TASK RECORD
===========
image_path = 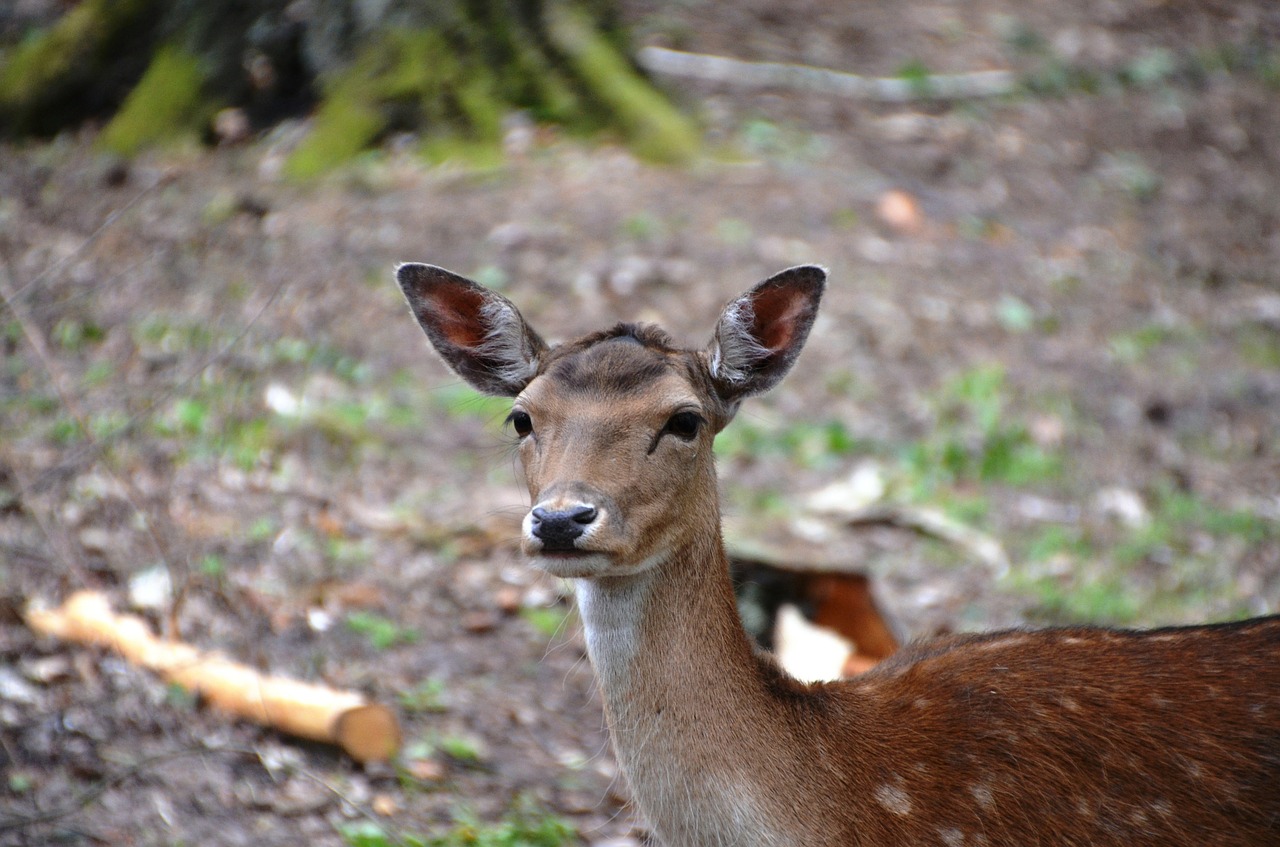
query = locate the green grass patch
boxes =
[346,610,419,650]
[399,677,449,714]
[520,606,567,639]
[1020,574,1142,624]
[429,383,514,425]
[715,417,865,470]
[896,365,1063,497]
[1238,325,1280,369]
[1116,486,1276,566]
[340,795,576,847]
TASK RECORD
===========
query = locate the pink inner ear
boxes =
[751,285,808,351]
[432,284,489,349]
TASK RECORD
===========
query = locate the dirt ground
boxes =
[2,2,1279,845]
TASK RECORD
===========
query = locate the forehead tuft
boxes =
[543,323,686,397]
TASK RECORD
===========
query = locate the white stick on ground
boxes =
[638,45,1017,102]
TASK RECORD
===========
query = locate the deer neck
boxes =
[574,517,813,846]
[575,529,756,698]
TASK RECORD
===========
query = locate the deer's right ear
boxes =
[396,263,547,396]
[707,265,826,408]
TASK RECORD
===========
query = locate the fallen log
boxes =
[25,590,400,763]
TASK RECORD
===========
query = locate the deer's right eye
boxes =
[508,410,533,437]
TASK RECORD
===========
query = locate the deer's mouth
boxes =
[528,550,611,578]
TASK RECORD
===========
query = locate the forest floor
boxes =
[2,1,1279,845]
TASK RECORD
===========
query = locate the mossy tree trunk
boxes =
[0,0,697,172]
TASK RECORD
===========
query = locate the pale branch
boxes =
[26,591,402,762]
[638,45,1017,102]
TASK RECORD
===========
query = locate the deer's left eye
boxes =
[508,410,533,437]
[663,411,704,441]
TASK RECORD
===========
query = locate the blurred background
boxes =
[2,1,1278,844]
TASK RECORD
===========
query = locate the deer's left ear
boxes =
[707,265,826,406]
[396,263,548,396]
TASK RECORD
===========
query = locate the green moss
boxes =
[99,44,208,155]
[284,27,504,181]
[420,134,506,170]
[0,0,157,134]
[546,5,698,164]
[283,84,385,181]
[283,8,697,178]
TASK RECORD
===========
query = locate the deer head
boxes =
[396,263,825,580]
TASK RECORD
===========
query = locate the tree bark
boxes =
[0,0,697,170]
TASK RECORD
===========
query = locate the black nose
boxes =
[530,504,597,551]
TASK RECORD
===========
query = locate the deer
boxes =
[396,261,1280,847]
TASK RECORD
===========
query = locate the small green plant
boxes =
[1022,574,1141,625]
[340,821,427,847]
[198,554,226,579]
[82,361,114,387]
[346,610,419,650]
[399,677,449,713]
[995,295,1036,333]
[1116,486,1276,567]
[715,417,863,469]
[430,383,514,424]
[8,772,34,794]
[438,734,485,764]
[472,265,509,291]
[1099,152,1161,202]
[898,365,1063,496]
[621,211,664,241]
[165,682,199,710]
[52,317,105,351]
[1237,325,1280,369]
[896,59,934,98]
[714,217,753,247]
[520,606,566,639]
[1122,47,1177,88]
[340,796,576,847]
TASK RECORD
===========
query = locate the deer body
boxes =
[398,262,1280,847]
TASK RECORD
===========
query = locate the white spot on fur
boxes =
[1059,696,1080,712]
[939,828,965,847]
[977,636,1029,651]
[874,780,912,817]
[969,782,995,810]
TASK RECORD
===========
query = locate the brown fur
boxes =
[398,262,1280,847]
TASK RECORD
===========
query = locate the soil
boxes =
[2,2,1278,845]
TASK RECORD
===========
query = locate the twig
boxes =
[0,745,258,835]
[0,168,174,308]
[0,243,188,632]
[839,504,1010,578]
[638,45,1016,102]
